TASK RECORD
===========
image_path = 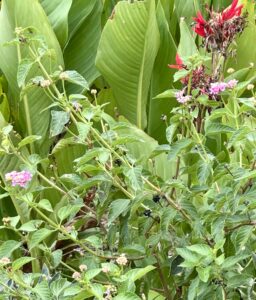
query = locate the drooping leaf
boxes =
[96,0,160,129]
[64,0,102,87]
[40,0,72,47]
[148,2,177,143]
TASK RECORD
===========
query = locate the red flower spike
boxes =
[222,0,243,21]
[168,54,183,70]
[193,11,208,37]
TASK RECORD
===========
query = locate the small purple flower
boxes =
[227,79,238,89]
[209,82,228,95]
[5,170,32,188]
[175,90,191,104]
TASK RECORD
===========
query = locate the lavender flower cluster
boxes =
[209,79,238,95]
[5,170,32,188]
[175,90,192,104]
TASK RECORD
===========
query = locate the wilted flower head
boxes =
[193,0,246,53]
[102,266,110,273]
[79,264,87,272]
[5,170,32,188]
[59,71,69,80]
[40,79,52,88]
[116,253,128,266]
[72,271,81,280]
[0,257,11,265]
[247,84,254,91]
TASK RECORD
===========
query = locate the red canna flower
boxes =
[168,54,184,70]
[221,0,243,22]
[193,11,210,37]
[193,0,246,54]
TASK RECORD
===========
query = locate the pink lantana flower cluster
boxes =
[5,170,32,188]
[210,79,238,95]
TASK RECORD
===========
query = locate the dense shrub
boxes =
[0,0,256,299]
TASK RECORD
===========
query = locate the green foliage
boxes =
[0,0,256,299]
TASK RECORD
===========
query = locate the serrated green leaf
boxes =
[0,240,21,258]
[176,248,201,265]
[108,199,130,226]
[85,269,102,281]
[89,283,104,299]
[29,228,54,249]
[76,122,91,140]
[17,59,34,87]
[188,277,200,300]
[123,166,143,192]
[205,122,235,136]
[12,257,35,271]
[221,254,249,269]
[38,199,53,212]
[58,204,83,222]
[168,138,193,160]
[64,70,89,90]
[19,220,43,232]
[125,265,156,282]
[50,110,70,137]
[196,266,211,283]
[33,280,52,300]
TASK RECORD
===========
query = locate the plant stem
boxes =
[16,36,34,154]
[155,254,172,300]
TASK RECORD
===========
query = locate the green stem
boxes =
[16,36,34,154]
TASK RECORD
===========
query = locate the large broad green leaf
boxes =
[96,0,160,129]
[175,0,198,26]
[64,0,102,88]
[40,0,72,48]
[0,0,63,154]
[148,2,177,143]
